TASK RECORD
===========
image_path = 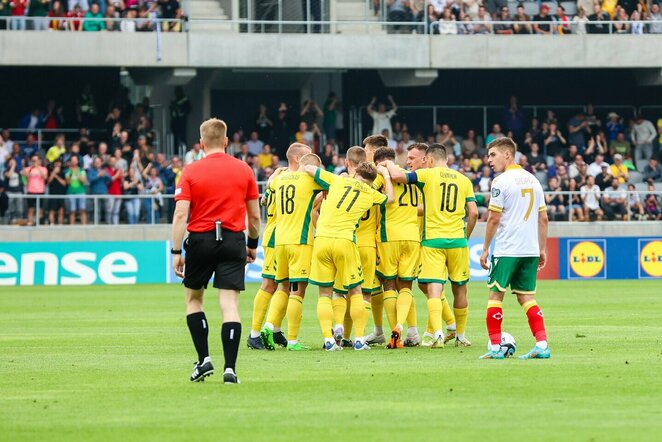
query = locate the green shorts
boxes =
[487,256,539,295]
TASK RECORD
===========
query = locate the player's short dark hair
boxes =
[355,162,378,182]
[362,135,388,149]
[426,144,448,161]
[346,146,366,166]
[487,137,517,156]
[407,142,428,153]
[373,147,396,163]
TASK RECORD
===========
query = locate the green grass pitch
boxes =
[1,280,661,441]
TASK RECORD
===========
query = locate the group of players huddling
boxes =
[246,135,551,360]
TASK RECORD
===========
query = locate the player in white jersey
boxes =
[479,137,551,360]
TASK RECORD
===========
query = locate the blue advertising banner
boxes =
[0,242,168,286]
[559,237,662,280]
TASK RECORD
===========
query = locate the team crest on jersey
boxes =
[491,188,501,198]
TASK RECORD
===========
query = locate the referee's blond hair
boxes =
[199,118,228,149]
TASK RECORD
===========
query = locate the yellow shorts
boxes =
[275,244,313,283]
[376,240,421,281]
[262,246,276,280]
[333,246,379,294]
[418,246,470,285]
[310,237,363,290]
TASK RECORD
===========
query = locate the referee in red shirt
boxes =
[172,118,261,384]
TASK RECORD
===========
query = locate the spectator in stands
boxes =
[295,121,317,147]
[255,104,273,143]
[460,157,476,181]
[567,178,585,220]
[627,182,645,219]
[567,113,589,151]
[630,10,645,34]
[257,144,273,171]
[21,133,40,159]
[556,164,571,190]
[246,131,264,156]
[439,7,458,34]
[461,129,479,157]
[504,96,524,143]
[613,7,631,33]
[436,124,459,152]
[142,164,163,223]
[544,122,567,160]
[473,5,492,34]
[650,3,662,33]
[46,134,66,165]
[3,158,23,222]
[569,155,587,180]
[573,7,589,34]
[234,143,254,165]
[458,14,474,34]
[643,157,662,182]
[477,165,492,192]
[609,132,632,159]
[386,0,414,33]
[519,155,534,174]
[323,93,338,141]
[545,176,566,220]
[564,144,579,164]
[401,130,413,149]
[47,159,67,225]
[48,1,66,30]
[104,4,120,31]
[485,123,504,145]
[121,7,137,32]
[555,5,571,34]
[588,3,610,33]
[529,142,547,172]
[66,155,88,225]
[28,0,49,30]
[611,154,629,184]
[169,86,190,149]
[123,166,143,224]
[113,148,128,174]
[583,134,606,164]
[588,153,606,177]
[367,96,398,139]
[644,183,662,219]
[603,177,627,220]
[606,112,623,141]
[513,4,532,34]
[272,103,291,157]
[88,156,110,196]
[159,0,181,32]
[83,2,105,31]
[21,154,47,225]
[533,3,553,34]
[9,0,27,31]
[105,157,123,224]
[580,175,603,220]
[300,99,323,129]
[631,114,656,163]
[596,162,613,190]
[184,142,204,165]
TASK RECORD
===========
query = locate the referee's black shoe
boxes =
[273,331,288,348]
[190,359,214,382]
[223,368,240,384]
[247,335,266,350]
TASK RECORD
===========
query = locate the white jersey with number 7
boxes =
[488,166,546,258]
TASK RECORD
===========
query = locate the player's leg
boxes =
[248,277,276,350]
[512,257,550,359]
[398,241,420,347]
[418,246,449,348]
[285,245,312,350]
[261,281,290,349]
[318,286,342,351]
[447,247,471,346]
[376,242,398,342]
[361,246,384,345]
[480,255,516,360]
[340,242,369,350]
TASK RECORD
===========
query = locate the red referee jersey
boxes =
[175,152,259,232]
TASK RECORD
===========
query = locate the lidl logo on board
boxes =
[568,240,606,279]
[639,239,662,279]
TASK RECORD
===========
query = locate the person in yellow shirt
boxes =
[257,144,273,170]
[303,162,394,351]
[372,146,421,349]
[385,144,478,348]
[610,154,629,184]
[249,143,311,351]
[45,134,66,164]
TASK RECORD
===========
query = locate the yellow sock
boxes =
[406,296,418,327]
[350,294,368,338]
[427,298,442,335]
[251,289,272,332]
[286,295,304,341]
[454,307,468,336]
[396,288,413,326]
[332,297,347,328]
[266,289,289,328]
[426,315,433,335]
[371,292,384,328]
[442,296,456,329]
[343,306,353,339]
[317,297,334,339]
[383,289,398,330]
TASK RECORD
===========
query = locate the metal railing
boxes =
[2,189,660,226]
[4,128,109,150]
[0,16,185,32]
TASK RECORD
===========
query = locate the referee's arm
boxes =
[171,200,190,278]
[246,199,261,263]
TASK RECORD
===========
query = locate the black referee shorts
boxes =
[183,230,247,291]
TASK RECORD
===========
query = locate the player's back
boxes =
[489,166,546,257]
[355,173,384,247]
[272,171,322,246]
[262,188,277,248]
[316,176,387,243]
[415,167,475,247]
[378,167,420,242]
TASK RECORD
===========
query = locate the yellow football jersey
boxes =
[272,171,324,246]
[314,169,387,243]
[262,188,277,248]
[407,167,476,248]
[355,172,384,247]
[377,167,420,242]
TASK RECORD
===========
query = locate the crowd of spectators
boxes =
[2,90,662,225]
[386,0,662,35]
[0,0,182,31]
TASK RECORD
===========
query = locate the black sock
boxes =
[186,312,209,364]
[221,322,242,371]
